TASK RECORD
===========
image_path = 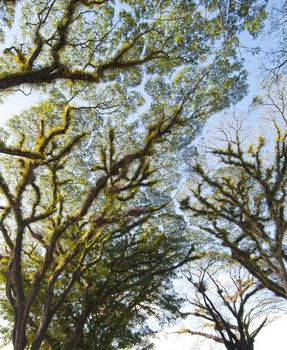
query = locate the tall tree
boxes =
[180,77,287,300]
[0,90,195,350]
[0,67,248,349]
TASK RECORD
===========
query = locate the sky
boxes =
[153,315,287,350]
[0,1,286,350]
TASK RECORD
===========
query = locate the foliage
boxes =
[0,0,16,43]
[0,89,203,349]
[0,1,269,350]
[0,0,266,93]
[180,77,287,300]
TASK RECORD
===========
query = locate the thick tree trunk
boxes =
[63,306,92,350]
[13,323,27,350]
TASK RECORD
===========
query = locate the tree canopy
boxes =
[0,0,266,93]
[0,1,270,350]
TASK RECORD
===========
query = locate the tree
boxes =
[0,1,269,349]
[179,260,278,350]
[0,90,199,350]
[0,0,266,93]
[180,77,287,300]
[0,66,253,349]
[264,0,287,73]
